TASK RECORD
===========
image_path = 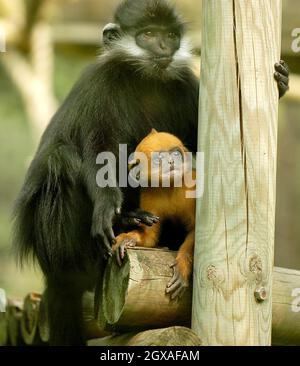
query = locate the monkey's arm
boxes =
[113,223,161,266]
[166,229,195,300]
[82,132,123,257]
[275,60,289,98]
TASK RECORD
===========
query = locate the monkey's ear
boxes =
[150,129,158,134]
[102,23,122,47]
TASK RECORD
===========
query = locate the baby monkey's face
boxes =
[149,146,187,182]
[129,130,192,187]
[135,145,191,187]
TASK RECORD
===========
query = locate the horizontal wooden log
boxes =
[0,313,8,346]
[7,299,24,346]
[96,248,192,333]
[21,293,43,345]
[96,248,300,345]
[88,326,202,346]
[272,267,300,345]
[38,291,110,344]
[0,289,8,346]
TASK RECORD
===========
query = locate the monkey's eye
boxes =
[152,153,160,165]
[172,150,182,158]
[144,31,155,38]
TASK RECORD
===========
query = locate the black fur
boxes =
[13,0,199,346]
[13,0,288,346]
[115,0,184,33]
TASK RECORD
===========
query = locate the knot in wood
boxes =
[254,287,267,302]
[249,255,262,274]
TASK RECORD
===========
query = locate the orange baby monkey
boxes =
[113,129,196,299]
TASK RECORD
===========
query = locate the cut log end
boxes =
[97,248,192,332]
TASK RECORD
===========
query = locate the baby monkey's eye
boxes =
[172,150,182,158]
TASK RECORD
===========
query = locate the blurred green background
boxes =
[0,0,299,298]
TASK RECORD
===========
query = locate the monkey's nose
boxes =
[169,159,175,169]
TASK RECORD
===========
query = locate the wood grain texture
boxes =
[7,299,24,346]
[20,292,42,345]
[192,0,282,345]
[37,291,109,343]
[88,327,202,346]
[96,247,299,344]
[96,248,192,332]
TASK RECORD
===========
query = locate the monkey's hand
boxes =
[91,188,123,259]
[117,209,160,228]
[274,60,289,99]
[112,234,137,266]
[166,259,191,300]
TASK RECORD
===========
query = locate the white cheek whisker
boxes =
[99,34,194,81]
[173,37,193,63]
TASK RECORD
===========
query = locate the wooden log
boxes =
[21,292,42,345]
[96,248,300,345]
[88,327,202,347]
[82,291,111,340]
[0,313,8,346]
[7,299,24,346]
[0,289,8,346]
[37,295,49,344]
[287,73,300,103]
[38,291,110,343]
[96,248,192,333]
[192,0,282,345]
[272,267,300,345]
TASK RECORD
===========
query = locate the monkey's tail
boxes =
[12,144,85,273]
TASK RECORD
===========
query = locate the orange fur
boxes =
[115,130,196,288]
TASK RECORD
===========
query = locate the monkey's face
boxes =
[149,147,189,185]
[130,131,192,187]
[134,25,180,68]
[102,26,192,80]
[102,0,192,79]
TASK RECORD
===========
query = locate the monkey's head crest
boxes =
[115,0,184,34]
[101,0,193,81]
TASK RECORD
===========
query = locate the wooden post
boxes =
[95,248,300,345]
[192,0,282,345]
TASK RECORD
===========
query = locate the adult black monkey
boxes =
[13,0,289,346]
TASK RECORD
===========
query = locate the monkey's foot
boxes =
[165,262,189,300]
[113,235,137,266]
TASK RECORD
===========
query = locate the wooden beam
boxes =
[192,0,282,345]
[20,293,42,345]
[272,267,300,345]
[96,248,192,333]
[95,248,300,345]
[88,327,202,347]
[287,73,300,102]
[37,291,110,344]
[7,299,24,346]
